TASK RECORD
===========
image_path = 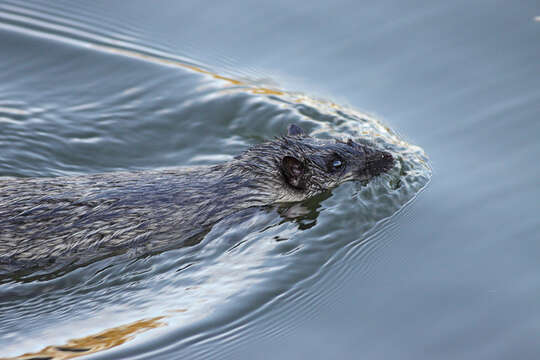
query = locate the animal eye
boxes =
[328,156,345,172]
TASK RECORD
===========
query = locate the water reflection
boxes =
[10,316,166,360]
[0,1,431,359]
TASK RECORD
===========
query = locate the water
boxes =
[0,0,539,359]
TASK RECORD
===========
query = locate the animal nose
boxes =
[365,149,395,175]
[379,151,394,169]
[381,151,394,165]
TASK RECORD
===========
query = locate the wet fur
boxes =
[0,125,393,272]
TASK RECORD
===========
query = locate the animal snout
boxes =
[366,149,395,175]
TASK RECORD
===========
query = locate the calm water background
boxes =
[0,0,539,359]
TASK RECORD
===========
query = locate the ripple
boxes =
[0,5,430,359]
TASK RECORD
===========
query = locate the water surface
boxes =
[0,0,539,359]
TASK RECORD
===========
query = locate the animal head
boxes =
[235,124,395,202]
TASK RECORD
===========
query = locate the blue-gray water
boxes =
[0,1,539,359]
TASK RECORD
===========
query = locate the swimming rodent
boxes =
[0,124,394,273]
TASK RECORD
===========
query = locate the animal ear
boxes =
[287,124,306,137]
[281,156,306,189]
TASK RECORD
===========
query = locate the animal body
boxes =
[0,124,394,273]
